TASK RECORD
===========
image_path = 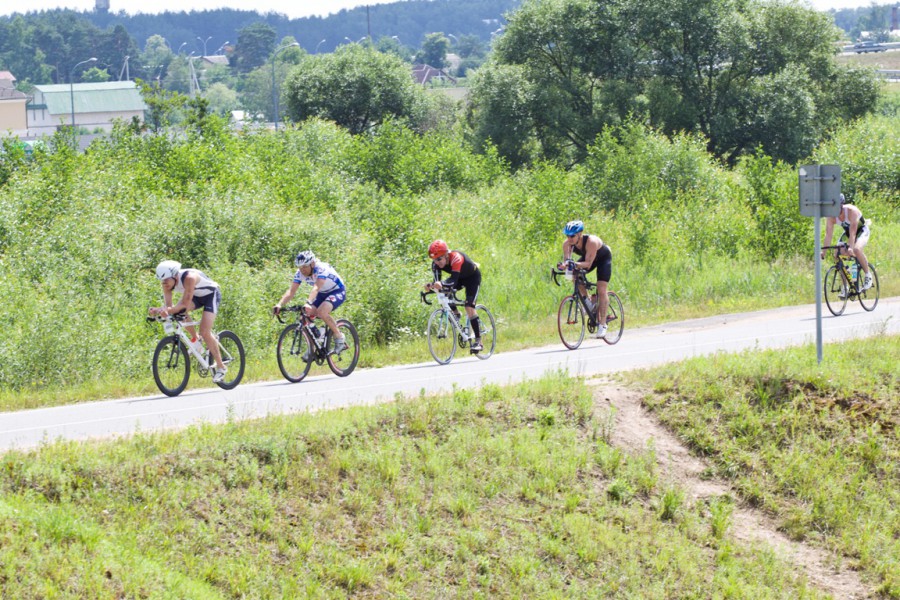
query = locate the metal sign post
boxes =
[798,165,841,363]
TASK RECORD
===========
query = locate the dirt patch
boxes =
[587,378,872,599]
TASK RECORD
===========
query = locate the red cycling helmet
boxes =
[428,240,449,259]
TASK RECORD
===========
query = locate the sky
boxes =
[0,0,888,19]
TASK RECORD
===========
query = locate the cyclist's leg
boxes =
[594,246,613,327]
[313,290,346,340]
[463,272,482,343]
[853,227,871,277]
[199,292,224,370]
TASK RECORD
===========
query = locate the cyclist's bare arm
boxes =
[274,281,302,314]
[166,271,198,315]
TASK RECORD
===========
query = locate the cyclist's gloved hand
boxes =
[272,305,281,316]
[566,259,576,270]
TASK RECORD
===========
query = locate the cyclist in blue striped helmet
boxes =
[273,250,349,354]
[557,220,613,339]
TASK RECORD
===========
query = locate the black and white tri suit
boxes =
[174,269,221,314]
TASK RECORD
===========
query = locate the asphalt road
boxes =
[1,297,897,452]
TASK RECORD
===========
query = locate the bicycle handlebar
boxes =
[420,288,462,306]
[146,312,187,323]
[821,242,850,251]
[274,304,305,325]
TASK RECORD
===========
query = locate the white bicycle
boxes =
[420,289,496,364]
[148,313,245,396]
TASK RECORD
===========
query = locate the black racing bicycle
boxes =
[822,242,879,316]
[551,267,624,349]
[274,306,360,382]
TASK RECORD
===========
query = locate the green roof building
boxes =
[27,81,147,135]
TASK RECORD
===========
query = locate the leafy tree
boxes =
[283,45,422,134]
[204,82,238,116]
[136,78,189,132]
[456,34,487,59]
[416,32,450,68]
[375,35,412,62]
[466,62,537,169]
[477,0,880,165]
[81,66,110,83]
[236,39,302,122]
[233,22,276,73]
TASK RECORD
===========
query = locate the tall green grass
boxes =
[0,373,826,598]
[628,334,900,597]
[0,114,896,408]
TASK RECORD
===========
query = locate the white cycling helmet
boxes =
[294,250,316,268]
[155,260,181,280]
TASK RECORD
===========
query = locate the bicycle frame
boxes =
[552,268,598,327]
[823,244,861,297]
[276,306,334,361]
[422,290,475,346]
[155,315,215,371]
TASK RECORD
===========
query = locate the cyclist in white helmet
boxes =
[557,220,613,339]
[273,250,349,353]
[149,260,228,382]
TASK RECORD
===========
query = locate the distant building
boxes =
[201,55,229,67]
[26,81,147,136]
[0,71,28,137]
[411,64,457,86]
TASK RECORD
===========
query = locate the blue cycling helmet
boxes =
[563,220,584,236]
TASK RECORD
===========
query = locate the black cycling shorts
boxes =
[587,245,612,283]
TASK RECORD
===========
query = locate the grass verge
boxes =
[626,334,900,598]
[0,372,825,598]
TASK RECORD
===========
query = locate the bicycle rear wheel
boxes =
[427,308,457,365]
[214,331,245,390]
[823,265,848,316]
[152,335,190,397]
[558,295,586,350]
[858,264,879,312]
[326,319,360,377]
[277,324,314,383]
[473,305,496,359]
[603,292,625,345]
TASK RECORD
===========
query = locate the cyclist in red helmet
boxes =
[425,240,484,352]
[557,220,612,339]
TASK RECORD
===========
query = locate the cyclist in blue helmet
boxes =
[557,220,613,339]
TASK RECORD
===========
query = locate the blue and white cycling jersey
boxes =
[292,262,346,294]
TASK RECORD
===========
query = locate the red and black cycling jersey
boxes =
[432,250,479,289]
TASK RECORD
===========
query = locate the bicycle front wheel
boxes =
[215,330,245,390]
[603,292,625,345]
[823,265,848,317]
[858,264,879,312]
[327,319,360,377]
[152,335,190,397]
[473,305,496,359]
[277,324,313,383]
[427,308,457,365]
[558,295,586,350]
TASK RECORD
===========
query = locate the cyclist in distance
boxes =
[557,220,612,338]
[273,251,348,353]
[149,260,228,382]
[425,239,484,352]
[822,193,874,291]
